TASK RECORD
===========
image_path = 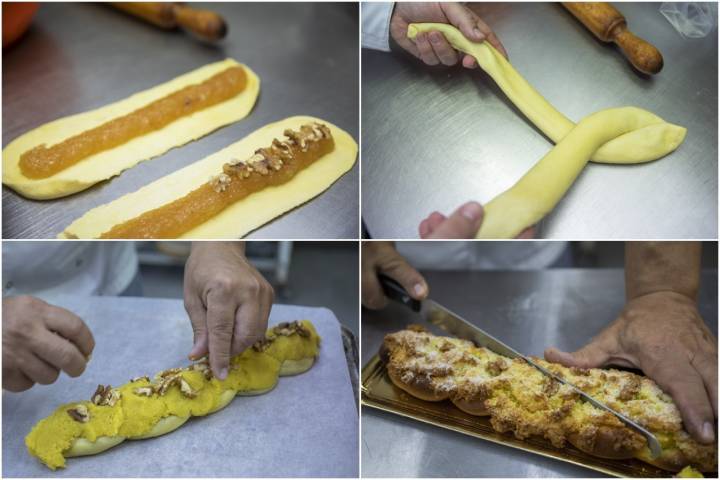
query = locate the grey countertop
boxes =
[361,2,717,239]
[361,268,718,477]
[2,2,359,239]
[3,296,358,477]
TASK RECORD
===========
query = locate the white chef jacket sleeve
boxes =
[362,2,395,51]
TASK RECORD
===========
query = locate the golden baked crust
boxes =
[381,326,717,472]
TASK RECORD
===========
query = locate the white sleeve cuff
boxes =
[361,2,394,51]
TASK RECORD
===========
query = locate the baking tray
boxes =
[361,354,705,478]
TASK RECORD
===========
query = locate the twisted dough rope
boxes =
[407,24,687,238]
[25,320,320,470]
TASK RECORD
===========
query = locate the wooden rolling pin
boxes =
[562,2,663,74]
[110,2,227,42]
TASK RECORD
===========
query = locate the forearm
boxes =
[625,241,701,300]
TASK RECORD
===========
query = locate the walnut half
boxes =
[91,384,120,407]
[67,404,90,423]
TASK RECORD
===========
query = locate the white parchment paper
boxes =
[2,295,358,477]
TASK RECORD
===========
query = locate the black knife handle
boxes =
[378,274,421,312]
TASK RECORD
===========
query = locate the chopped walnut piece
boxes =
[130,375,150,383]
[486,359,508,376]
[252,337,273,352]
[67,404,90,423]
[618,376,641,401]
[134,387,154,397]
[179,378,197,398]
[209,173,232,192]
[91,384,120,407]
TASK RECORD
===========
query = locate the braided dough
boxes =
[382,326,717,472]
[25,321,320,470]
[2,59,260,200]
[407,24,687,238]
[59,116,358,239]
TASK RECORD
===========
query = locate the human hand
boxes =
[362,241,428,309]
[545,291,718,444]
[2,296,94,392]
[390,2,507,67]
[419,201,535,239]
[184,242,273,379]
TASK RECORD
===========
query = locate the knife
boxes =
[378,274,662,458]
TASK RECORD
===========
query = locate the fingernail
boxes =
[473,28,484,40]
[218,368,228,380]
[413,283,426,297]
[430,32,441,44]
[460,202,483,222]
[702,422,715,442]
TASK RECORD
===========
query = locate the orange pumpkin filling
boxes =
[99,123,335,239]
[19,66,247,179]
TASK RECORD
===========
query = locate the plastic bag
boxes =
[659,2,716,38]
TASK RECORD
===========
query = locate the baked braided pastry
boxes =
[26,320,320,470]
[381,326,717,472]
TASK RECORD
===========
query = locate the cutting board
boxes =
[2,295,358,477]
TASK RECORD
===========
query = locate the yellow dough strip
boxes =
[407,23,686,164]
[478,106,678,238]
[407,23,686,238]
[59,116,358,239]
[25,321,321,470]
[2,59,260,200]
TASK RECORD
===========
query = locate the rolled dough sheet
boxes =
[60,116,358,239]
[407,23,686,164]
[2,59,260,200]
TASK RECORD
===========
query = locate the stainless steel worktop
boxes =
[361,2,717,239]
[2,2,359,239]
[361,269,718,477]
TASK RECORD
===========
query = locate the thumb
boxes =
[441,3,485,42]
[544,341,612,369]
[426,202,484,239]
[381,258,428,301]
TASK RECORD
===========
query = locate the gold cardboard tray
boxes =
[361,354,692,478]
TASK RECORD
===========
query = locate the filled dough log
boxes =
[3,59,260,200]
[59,116,357,239]
[25,321,320,470]
[406,24,686,239]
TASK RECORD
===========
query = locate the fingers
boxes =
[33,329,87,378]
[232,295,271,358]
[381,257,428,301]
[205,289,236,380]
[419,212,446,237]
[184,295,209,360]
[474,16,508,59]
[2,367,34,392]
[544,341,612,369]
[361,265,388,310]
[441,3,486,43]
[693,352,718,418]
[645,356,716,444]
[516,226,536,239]
[428,31,458,66]
[20,352,60,385]
[462,55,478,69]
[42,306,94,358]
[414,32,440,66]
[424,202,484,239]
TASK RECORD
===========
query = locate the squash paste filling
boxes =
[19,66,247,179]
[98,122,334,239]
